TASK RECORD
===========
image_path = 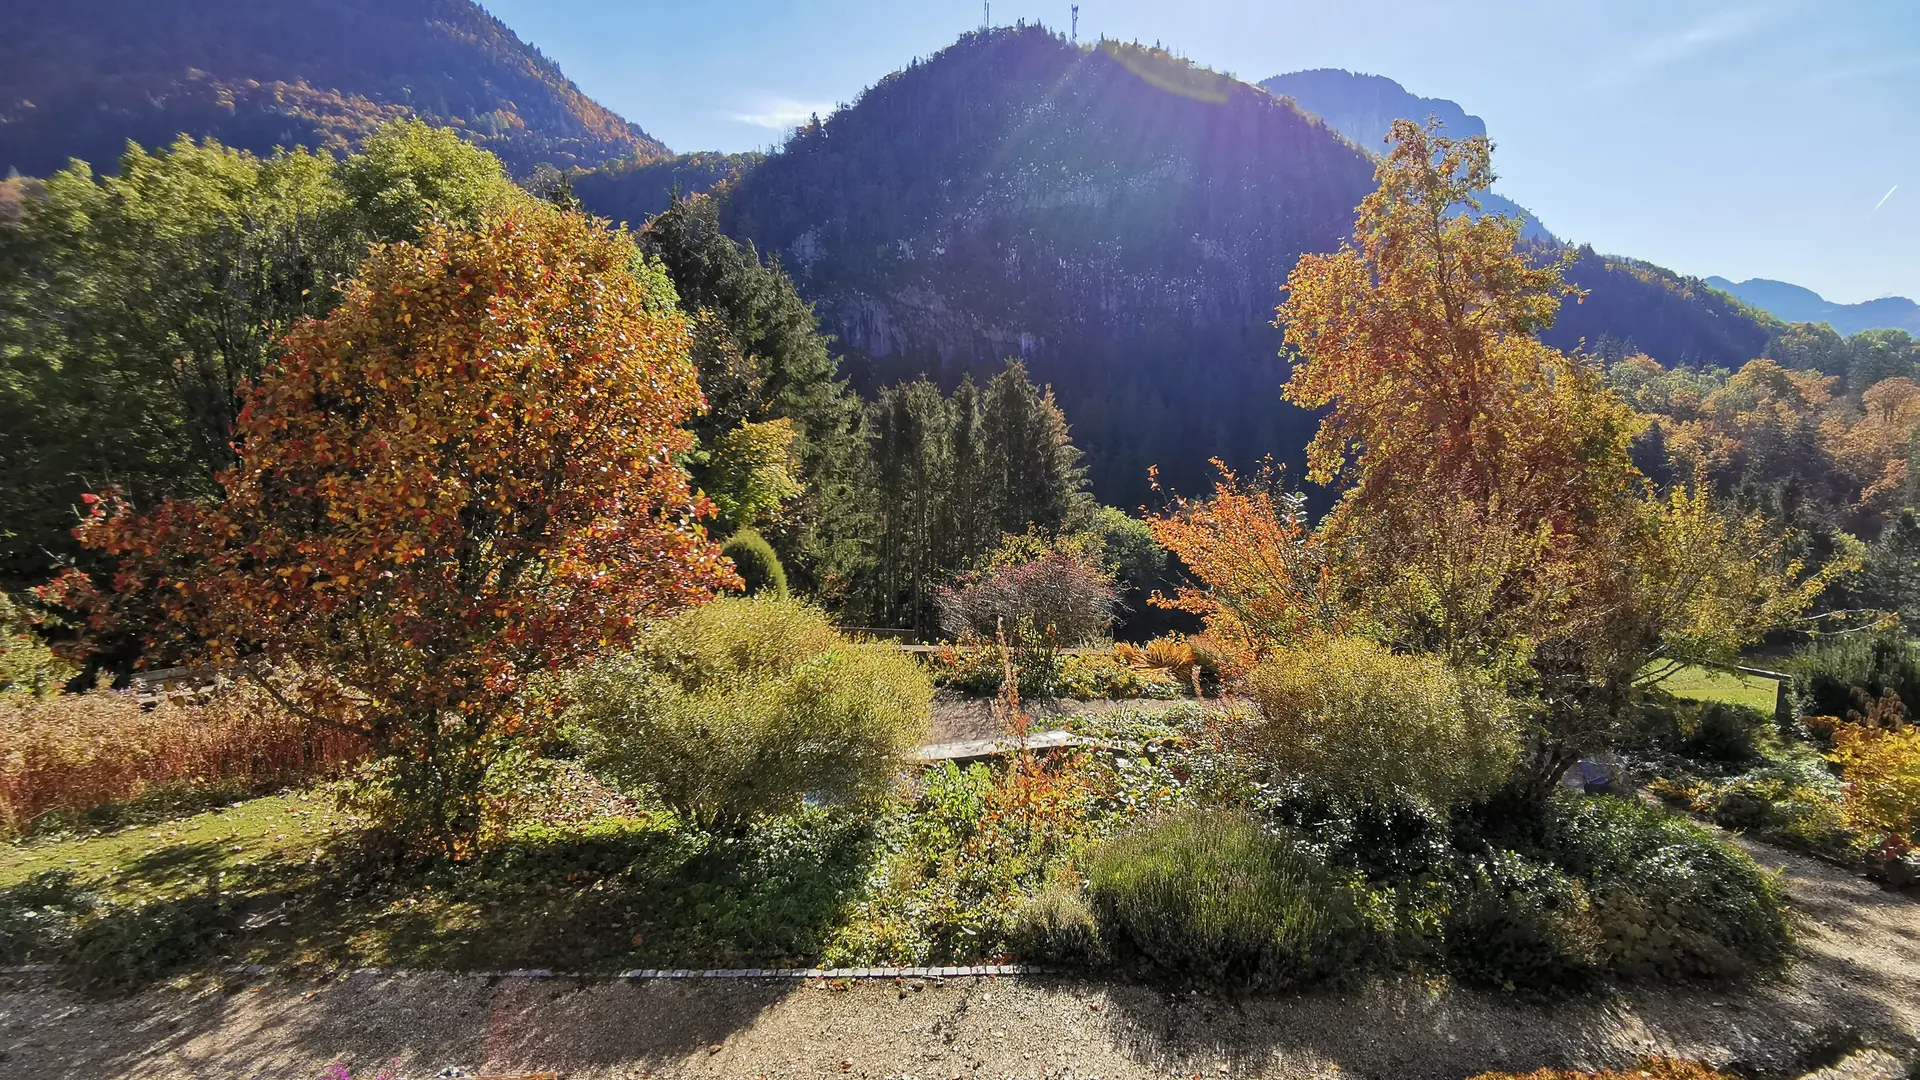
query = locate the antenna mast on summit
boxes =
[982,2,990,29]
[1071,4,1080,43]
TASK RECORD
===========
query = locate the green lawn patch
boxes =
[0,786,877,983]
[1651,665,1780,713]
[0,792,343,898]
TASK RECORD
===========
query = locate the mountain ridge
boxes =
[720,29,1379,507]
[0,0,665,177]
[1704,276,1920,336]
[699,28,1775,509]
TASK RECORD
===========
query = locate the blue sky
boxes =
[484,0,1918,305]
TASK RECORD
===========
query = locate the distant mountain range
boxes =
[1704,277,1920,337]
[0,0,665,177]
[1260,69,1553,242]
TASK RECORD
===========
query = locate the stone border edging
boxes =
[1,962,1043,980]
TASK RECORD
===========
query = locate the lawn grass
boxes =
[0,783,879,980]
[0,791,345,898]
[1652,664,1781,713]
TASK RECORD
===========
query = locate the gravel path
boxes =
[927,694,1199,743]
[0,840,1913,1080]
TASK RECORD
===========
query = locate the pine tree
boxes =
[868,380,953,635]
[979,359,1089,538]
[638,194,862,584]
[946,375,992,569]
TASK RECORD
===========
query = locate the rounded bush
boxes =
[1245,637,1517,809]
[570,599,932,830]
[1087,808,1371,990]
[720,528,789,599]
[1436,850,1600,991]
[1679,702,1774,766]
[1540,796,1791,980]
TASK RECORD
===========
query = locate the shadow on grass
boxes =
[251,808,879,975]
[2,807,878,999]
[118,840,234,888]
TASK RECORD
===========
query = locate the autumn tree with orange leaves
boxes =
[1161,120,1855,799]
[48,206,736,852]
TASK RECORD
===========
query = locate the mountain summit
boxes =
[1261,68,1551,242]
[0,0,665,177]
[1262,69,1488,150]
[721,28,1380,505]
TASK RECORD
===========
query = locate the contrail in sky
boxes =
[1870,184,1898,215]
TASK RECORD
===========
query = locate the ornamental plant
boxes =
[571,598,931,832]
[1829,720,1920,845]
[48,206,735,854]
[935,534,1119,681]
[1244,636,1517,810]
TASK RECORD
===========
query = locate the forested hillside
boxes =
[722,28,1379,505]
[0,0,664,177]
[1555,249,1781,364]
[717,27,1778,506]
[572,152,763,226]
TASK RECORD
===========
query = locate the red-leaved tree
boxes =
[46,206,737,851]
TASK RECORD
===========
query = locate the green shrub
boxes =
[1009,885,1107,967]
[720,528,789,599]
[0,593,72,695]
[1245,637,1517,809]
[1055,650,1182,700]
[1435,850,1600,991]
[1707,776,1859,857]
[1088,809,1371,990]
[1541,796,1791,980]
[1680,701,1776,766]
[571,599,932,830]
[1787,634,1920,724]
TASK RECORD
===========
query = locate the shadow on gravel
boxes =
[1090,836,1920,1080]
[1091,971,1919,1080]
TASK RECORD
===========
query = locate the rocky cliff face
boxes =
[1261,68,1553,243]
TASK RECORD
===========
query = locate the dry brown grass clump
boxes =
[0,679,366,834]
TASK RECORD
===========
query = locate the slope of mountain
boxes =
[1558,252,1780,365]
[722,28,1380,506]
[573,152,764,227]
[1261,68,1553,242]
[1705,276,1920,336]
[1262,69,1487,149]
[0,0,665,177]
[718,28,1771,507]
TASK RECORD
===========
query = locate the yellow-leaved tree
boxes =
[1162,119,1859,799]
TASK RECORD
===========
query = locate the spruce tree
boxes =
[979,359,1090,538]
